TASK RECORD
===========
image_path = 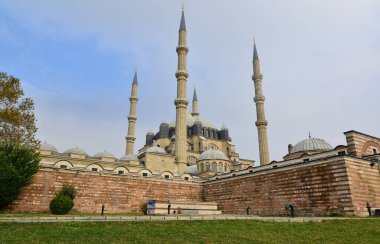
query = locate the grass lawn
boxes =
[1,219,379,243]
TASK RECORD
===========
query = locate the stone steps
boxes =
[147,200,221,215]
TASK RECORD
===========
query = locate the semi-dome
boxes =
[184,165,198,174]
[120,154,139,161]
[199,149,229,161]
[93,150,115,158]
[169,113,215,129]
[40,141,58,152]
[64,146,87,155]
[146,146,167,154]
[291,137,333,153]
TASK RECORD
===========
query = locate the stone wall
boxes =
[345,157,380,216]
[203,157,358,216]
[7,156,380,217]
[7,169,202,213]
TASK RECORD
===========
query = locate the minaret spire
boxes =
[174,6,189,174]
[252,40,270,165]
[126,69,138,156]
[191,87,199,117]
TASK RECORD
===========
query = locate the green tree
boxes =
[0,142,40,210]
[0,72,39,147]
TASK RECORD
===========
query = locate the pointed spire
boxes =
[179,5,186,31]
[309,132,311,138]
[193,88,198,101]
[253,39,259,61]
[132,68,138,85]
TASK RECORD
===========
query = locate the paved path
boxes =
[0,215,366,223]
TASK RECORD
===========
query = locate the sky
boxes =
[0,0,379,164]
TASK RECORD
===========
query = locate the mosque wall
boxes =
[202,157,376,217]
[7,169,202,214]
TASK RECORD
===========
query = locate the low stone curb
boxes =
[0,215,366,223]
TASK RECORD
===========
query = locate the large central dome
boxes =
[169,113,215,129]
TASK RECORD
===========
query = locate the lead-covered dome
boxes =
[184,165,198,174]
[40,141,58,152]
[169,113,215,129]
[64,146,87,155]
[146,146,167,154]
[120,154,139,161]
[199,149,229,161]
[291,137,333,153]
[94,150,115,158]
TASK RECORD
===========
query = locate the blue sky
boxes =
[1,0,379,164]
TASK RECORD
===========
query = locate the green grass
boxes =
[0,219,379,243]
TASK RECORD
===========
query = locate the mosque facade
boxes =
[8,9,380,217]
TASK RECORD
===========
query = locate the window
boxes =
[60,165,67,169]
[184,177,189,181]
[205,163,210,171]
[118,171,124,175]
[338,151,346,156]
[303,158,310,162]
[142,173,148,177]
[373,148,378,154]
[91,168,98,172]
[164,175,170,179]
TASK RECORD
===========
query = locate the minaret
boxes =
[125,69,138,155]
[252,41,270,165]
[191,88,199,118]
[174,7,189,174]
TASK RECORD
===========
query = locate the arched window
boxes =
[218,163,223,172]
[212,162,217,172]
[205,163,210,171]
[208,143,219,150]
[224,164,227,172]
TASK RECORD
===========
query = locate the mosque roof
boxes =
[168,113,215,129]
[120,154,139,161]
[199,149,229,161]
[64,146,87,155]
[184,165,198,174]
[93,150,115,158]
[40,141,58,152]
[146,146,167,154]
[291,137,333,153]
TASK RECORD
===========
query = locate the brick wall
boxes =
[345,158,380,216]
[203,158,356,216]
[7,169,202,213]
[7,157,379,217]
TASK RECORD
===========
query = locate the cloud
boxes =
[1,0,379,163]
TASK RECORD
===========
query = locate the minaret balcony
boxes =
[175,70,189,78]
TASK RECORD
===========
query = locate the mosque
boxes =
[19,8,379,216]
[38,8,378,180]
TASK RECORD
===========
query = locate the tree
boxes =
[0,142,40,210]
[0,72,39,147]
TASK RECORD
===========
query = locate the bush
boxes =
[0,142,40,210]
[60,183,75,200]
[49,195,74,215]
[49,183,75,215]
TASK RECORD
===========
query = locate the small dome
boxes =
[64,146,87,155]
[221,123,228,130]
[40,141,58,152]
[93,150,115,158]
[184,165,198,175]
[120,154,139,161]
[199,149,229,161]
[147,129,154,135]
[291,137,333,153]
[146,146,167,154]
